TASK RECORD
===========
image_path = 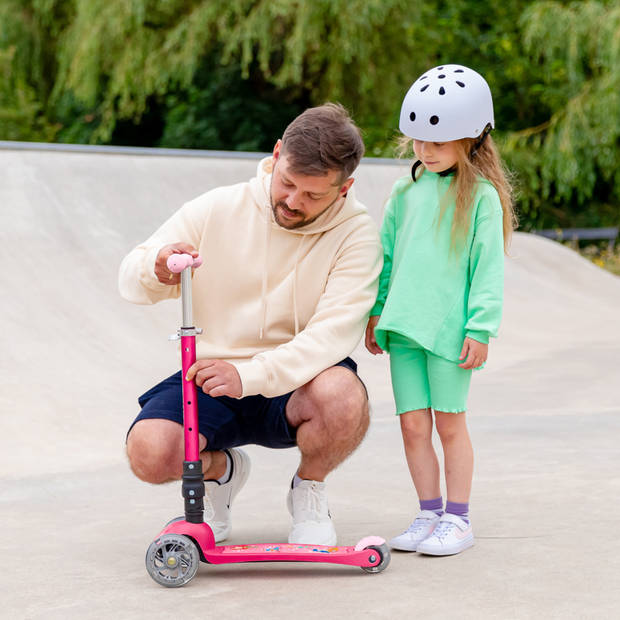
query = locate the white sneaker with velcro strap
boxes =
[416,512,474,556]
[389,510,442,551]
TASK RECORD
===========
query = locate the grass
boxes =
[580,244,620,276]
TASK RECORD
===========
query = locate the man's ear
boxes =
[340,177,354,195]
[272,139,282,160]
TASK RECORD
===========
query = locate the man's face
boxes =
[269,141,354,230]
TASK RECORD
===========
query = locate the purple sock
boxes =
[420,497,443,516]
[446,501,469,523]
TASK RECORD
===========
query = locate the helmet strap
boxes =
[439,165,457,177]
[411,159,423,182]
[470,123,493,159]
[411,159,456,181]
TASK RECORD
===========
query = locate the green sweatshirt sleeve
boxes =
[370,196,396,316]
[465,194,505,343]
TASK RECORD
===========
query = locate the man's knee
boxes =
[301,367,369,434]
[126,419,184,483]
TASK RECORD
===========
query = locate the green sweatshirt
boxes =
[370,170,504,363]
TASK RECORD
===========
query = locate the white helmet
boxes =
[399,64,494,142]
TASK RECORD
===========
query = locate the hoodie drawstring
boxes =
[259,217,304,340]
[259,213,271,340]
[292,236,305,336]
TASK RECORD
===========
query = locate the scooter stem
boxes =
[167,253,205,523]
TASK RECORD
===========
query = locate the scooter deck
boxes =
[159,519,383,568]
[203,543,381,567]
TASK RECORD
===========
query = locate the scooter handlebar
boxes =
[167,253,203,273]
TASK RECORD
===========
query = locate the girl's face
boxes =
[413,139,459,173]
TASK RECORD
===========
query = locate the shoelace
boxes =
[296,483,327,521]
[405,517,435,534]
[429,521,457,540]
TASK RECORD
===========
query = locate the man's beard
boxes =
[271,200,309,230]
[270,196,342,230]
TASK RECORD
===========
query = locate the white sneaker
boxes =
[204,448,250,543]
[416,512,474,556]
[389,510,441,551]
[287,479,337,546]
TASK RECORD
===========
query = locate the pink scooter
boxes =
[145,253,390,587]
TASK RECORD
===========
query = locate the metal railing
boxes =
[532,227,618,251]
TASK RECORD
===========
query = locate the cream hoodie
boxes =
[119,157,382,397]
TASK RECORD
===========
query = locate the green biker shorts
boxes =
[387,332,472,414]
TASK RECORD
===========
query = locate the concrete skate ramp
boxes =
[1,143,619,619]
[0,143,412,476]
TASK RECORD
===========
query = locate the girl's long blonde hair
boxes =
[402,135,518,253]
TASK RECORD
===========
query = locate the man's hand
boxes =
[458,337,488,369]
[186,360,243,398]
[365,315,384,355]
[155,243,199,285]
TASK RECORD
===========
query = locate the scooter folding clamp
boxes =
[169,327,203,340]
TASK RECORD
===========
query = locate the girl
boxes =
[366,65,516,556]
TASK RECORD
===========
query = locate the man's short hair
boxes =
[280,103,365,183]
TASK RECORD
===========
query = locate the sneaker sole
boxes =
[389,541,419,552]
[417,536,474,556]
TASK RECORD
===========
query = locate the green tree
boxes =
[1,0,618,232]
[0,0,540,149]
[502,0,620,229]
[0,0,68,141]
[51,0,428,145]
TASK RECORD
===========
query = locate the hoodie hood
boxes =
[249,156,367,235]
[248,156,370,341]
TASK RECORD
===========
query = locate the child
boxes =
[365,64,516,556]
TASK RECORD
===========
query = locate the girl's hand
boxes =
[365,316,383,355]
[458,337,488,369]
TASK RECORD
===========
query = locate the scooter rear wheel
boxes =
[146,533,200,587]
[361,543,391,574]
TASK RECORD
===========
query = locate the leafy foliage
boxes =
[0,0,618,231]
[159,58,308,151]
[502,1,620,228]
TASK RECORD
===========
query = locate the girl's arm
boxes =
[365,315,383,354]
[465,193,505,347]
[369,197,397,317]
[365,195,397,354]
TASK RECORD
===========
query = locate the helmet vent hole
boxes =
[430,115,439,125]
[419,76,428,80]
[456,81,465,88]
[438,74,446,79]
[409,112,416,121]
[437,66,444,70]
[420,85,429,92]
[439,87,445,95]
[454,69,464,73]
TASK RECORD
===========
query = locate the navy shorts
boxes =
[128,357,359,450]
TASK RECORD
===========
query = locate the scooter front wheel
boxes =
[146,533,200,587]
[361,543,391,574]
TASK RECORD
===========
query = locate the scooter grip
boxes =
[167,253,202,273]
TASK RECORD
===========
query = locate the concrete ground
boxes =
[1,143,619,619]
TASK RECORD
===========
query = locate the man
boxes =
[120,103,382,545]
